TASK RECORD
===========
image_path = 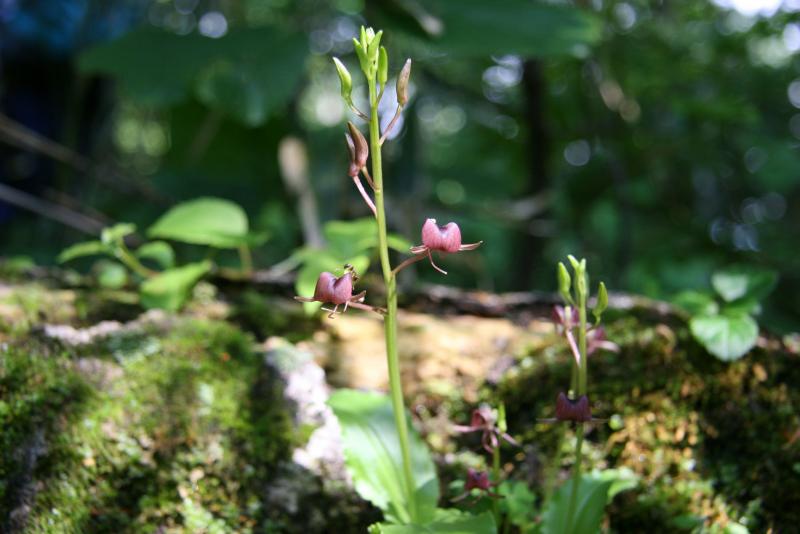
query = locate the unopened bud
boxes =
[378,46,388,86]
[397,59,411,106]
[346,121,369,169]
[558,262,572,304]
[332,57,352,104]
[593,281,608,322]
[344,134,359,177]
[367,30,383,68]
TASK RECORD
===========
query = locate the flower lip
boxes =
[555,392,592,422]
[421,218,462,253]
[312,271,354,305]
[407,218,482,275]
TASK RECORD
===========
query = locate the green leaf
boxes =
[690,311,759,361]
[139,261,211,311]
[195,29,307,126]
[711,265,777,303]
[95,261,129,289]
[541,475,613,534]
[324,218,412,259]
[370,509,495,534]
[149,197,253,248]
[101,223,136,245]
[328,389,439,525]
[410,0,600,57]
[498,480,537,530]
[58,240,109,263]
[136,241,176,269]
[672,290,719,316]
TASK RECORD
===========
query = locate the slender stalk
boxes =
[565,282,588,532]
[492,445,502,528]
[368,76,418,522]
[116,244,157,279]
[238,244,253,276]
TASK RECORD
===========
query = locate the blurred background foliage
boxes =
[0,0,798,331]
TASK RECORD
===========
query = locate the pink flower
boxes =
[295,269,383,318]
[409,219,482,274]
[453,405,518,454]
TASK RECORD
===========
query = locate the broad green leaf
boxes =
[139,261,211,311]
[690,311,759,361]
[149,197,252,248]
[328,389,438,525]
[101,223,136,245]
[136,241,176,269]
[58,240,109,263]
[403,0,600,57]
[195,30,308,126]
[541,475,613,534]
[323,218,412,259]
[711,266,777,303]
[672,290,718,316]
[370,509,495,533]
[588,468,639,501]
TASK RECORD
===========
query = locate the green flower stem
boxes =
[565,282,589,532]
[492,444,502,528]
[368,76,418,522]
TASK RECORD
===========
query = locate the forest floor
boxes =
[1,274,798,533]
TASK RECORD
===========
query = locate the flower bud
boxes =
[378,46,388,87]
[422,218,462,253]
[332,57,352,104]
[345,133,359,177]
[558,262,572,304]
[367,30,383,68]
[346,121,369,169]
[593,281,608,322]
[396,59,411,106]
[353,38,369,74]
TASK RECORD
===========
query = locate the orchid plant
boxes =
[296,27,487,531]
[549,256,616,531]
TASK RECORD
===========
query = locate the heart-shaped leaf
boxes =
[149,197,256,248]
[689,311,759,361]
[711,266,777,303]
[139,261,211,311]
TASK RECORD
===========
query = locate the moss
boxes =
[1,316,294,533]
[492,317,799,531]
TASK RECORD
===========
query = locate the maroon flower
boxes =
[452,468,501,503]
[555,392,592,422]
[294,269,383,318]
[453,405,518,454]
[409,219,482,274]
[539,392,605,424]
